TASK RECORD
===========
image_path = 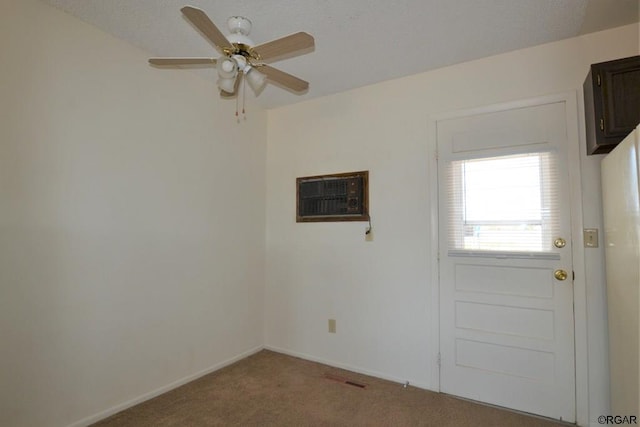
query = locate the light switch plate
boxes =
[584,228,599,248]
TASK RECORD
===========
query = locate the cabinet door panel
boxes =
[584,55,640,155]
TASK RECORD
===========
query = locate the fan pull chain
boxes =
[234,77,248,123]
[235,89,239,121]
[242,77,247,120]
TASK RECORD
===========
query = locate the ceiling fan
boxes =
[149,6,314,98]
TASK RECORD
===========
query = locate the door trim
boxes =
[428,92,588,426]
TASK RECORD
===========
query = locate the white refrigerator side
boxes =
[601,125,640,417]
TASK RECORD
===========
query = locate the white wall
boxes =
[0,1,266,426]
[265,24,639,426]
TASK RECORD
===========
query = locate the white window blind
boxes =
[446,151,559,254]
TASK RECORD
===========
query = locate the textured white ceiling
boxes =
[41,0,639,109]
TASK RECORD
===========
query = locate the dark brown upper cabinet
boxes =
[584,55,640,155]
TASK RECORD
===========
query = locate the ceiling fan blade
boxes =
[259,65,309,93]
[149,58,217,66]
[181,6,233,51]
[253,32,315,63]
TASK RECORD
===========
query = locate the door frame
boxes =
[427,92,588,426]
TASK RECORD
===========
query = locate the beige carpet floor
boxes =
[92,350,570,427]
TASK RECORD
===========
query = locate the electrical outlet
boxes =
[328,319,336,333]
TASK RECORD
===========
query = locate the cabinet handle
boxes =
[597,73,601,86]
[599,118,604,131]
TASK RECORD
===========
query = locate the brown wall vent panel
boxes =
[296,171,369,222]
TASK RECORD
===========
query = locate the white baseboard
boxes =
[264,345,433,392]
[67,345,264,427]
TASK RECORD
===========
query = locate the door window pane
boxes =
[447,152,558,252]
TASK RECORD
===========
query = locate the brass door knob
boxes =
[554,238,566,248]
[554,269,568,281]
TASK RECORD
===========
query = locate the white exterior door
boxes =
[437,99,575,422]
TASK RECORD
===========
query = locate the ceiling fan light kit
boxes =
[217,57,238,79]
[148,5,314,113]
[217,76,237,93]
[245,66,267,94]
